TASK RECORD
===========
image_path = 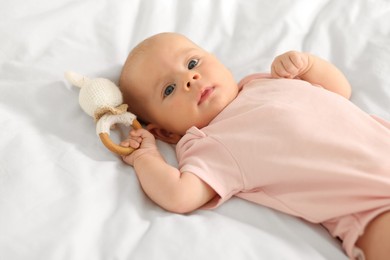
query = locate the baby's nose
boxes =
[186,73,201,88]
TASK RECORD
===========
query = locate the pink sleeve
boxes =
[237,73,324,89]
[237,73,272,90]
[176,127,244,209]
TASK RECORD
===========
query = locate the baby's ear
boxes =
[146,124,181,144]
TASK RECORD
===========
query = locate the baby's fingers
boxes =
[271,58,295,78]
[280,56,300,78]
[121,133,142,149]
[271,63,288,78]
[128,139,141,149]
[287,51,305,70]
[271,51,306,79]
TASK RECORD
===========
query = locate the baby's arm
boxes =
[121,129,216,213]
[271,51,352,99]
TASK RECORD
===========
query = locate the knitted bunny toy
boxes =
[65,71,141,155]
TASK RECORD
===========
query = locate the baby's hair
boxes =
[119,37,154,124]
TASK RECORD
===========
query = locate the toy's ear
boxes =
[65,71,90,88]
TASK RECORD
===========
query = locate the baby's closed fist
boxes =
[271,51,309,79]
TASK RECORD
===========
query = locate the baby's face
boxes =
[124,33,238,135]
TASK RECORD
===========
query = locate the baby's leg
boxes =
[356,211,390,260]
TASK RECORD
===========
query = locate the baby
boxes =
[119,32,390,260]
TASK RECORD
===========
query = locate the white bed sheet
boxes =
[1,0,389,259]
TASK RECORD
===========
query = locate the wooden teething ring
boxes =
[96,112,142,156]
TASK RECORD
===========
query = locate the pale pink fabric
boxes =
[176,74,390,259]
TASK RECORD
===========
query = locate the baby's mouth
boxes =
[198,87,214,105]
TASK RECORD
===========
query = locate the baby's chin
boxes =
[193,117,216,130]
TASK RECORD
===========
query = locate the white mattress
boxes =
[1,0,389,259]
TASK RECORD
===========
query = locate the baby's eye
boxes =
[188,59,198,70]
[164,84,175,97]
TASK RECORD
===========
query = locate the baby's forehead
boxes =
[148,33,194,45]
[122,33,203,84]
[145,34,200,54]
[129,32,199,57]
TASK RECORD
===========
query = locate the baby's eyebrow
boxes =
[179,47,200,59]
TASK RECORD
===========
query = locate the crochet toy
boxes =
[65,71,142,156]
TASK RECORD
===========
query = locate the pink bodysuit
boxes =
[176,74,390,259]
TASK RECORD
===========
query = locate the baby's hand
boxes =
[121,128,161,166]
[271,51,309,79]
